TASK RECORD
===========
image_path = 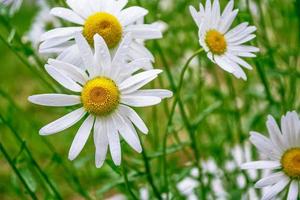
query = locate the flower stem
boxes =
[140,141,162,200]
[0,143,39,200]
[162,49,204,198]
[122,164,138,200]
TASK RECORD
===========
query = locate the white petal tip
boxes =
[96,162,104,168]
[68,154,76,161]
[39,129,49,136]
[27,96,34,103]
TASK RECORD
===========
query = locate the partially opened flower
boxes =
[39,0,162,68]
[29,33,172,167]
[241,111,300,200]
[190,0,259,80]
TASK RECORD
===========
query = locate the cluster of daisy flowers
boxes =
[14,0,297,199]
[29,0,173,167]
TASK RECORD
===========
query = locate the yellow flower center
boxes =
[281,148,300,179]
[205,29,227,55]
[81,77,120,116]
[83,12,123,48]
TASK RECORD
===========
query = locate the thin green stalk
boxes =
[140,141,162,200]
[0,34,57,92]
[0,114,63,200]
[0,143,39,200]
[0,89,92,199]
[0,15,45,68]
[122,164,139,200]
[255,60,274,104]
[226,76,243,143]
[162,49,204,199]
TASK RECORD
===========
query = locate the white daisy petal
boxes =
[214,55,234,73]
[50,7,85,25]
[68,115,94,160]
[129,42,155,62]
[121,96,161,107]
[225,22,249,39]
[113,113,142,153]
[48,58,88,85]
[39,107,86,135]
[119,105,148,134]
[189,6,202,27]
[57,44,84,69]
[40,27,82,41]
[107,120,121,165]
[231,52,256,58]
[287,180,299,200]
[249,131,281,160]
[39,42,74,54]
[45,65,82,92]
[241,161,281,170]
[74,33,95,75]
[125,58,153,73]
[262,177,290,200]
[124,24,162,40]
[211,0,220,28]
[226,53,253,70]
[129,89,173,99]
[266,115,286,152]
[228,45,259,53]
[93,34,111,76]
[66,0,90,18]
[111,33,132,67]
[94,118,109,168]
[39,36,74,50]
[112,0,128,13]
[230,34,256,46]
[219,9,238,33]
[28,94,81,107]
[221,0,234,19]
[255,172,286,188]
[118,6,148,26]
[119,69,162,91]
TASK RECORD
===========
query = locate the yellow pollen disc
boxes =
[83,12,123,48]
[205,29,227,55]
[281,148,300,179]
[81,77,120,116]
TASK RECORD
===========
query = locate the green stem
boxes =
[0,88,91,199]
[162,49,204,198]
[140,141,162,200]
[0,34,57,92]
[122,164,139,200]
[0,143,39,200]
[0,114,63,200]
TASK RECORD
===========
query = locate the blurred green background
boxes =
[0,0,300,199]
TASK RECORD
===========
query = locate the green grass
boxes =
[0,0,300,199]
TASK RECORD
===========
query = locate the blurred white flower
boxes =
[25,1,60,49]
[242,111,300,200]
[28,33,172,167]
[140,187,149,200]
[177,177,199,200]
[39,0,163,68]
[0,0,22,15]
[190,0,259,80]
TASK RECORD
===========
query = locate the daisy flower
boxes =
[28,33,172,167]
[241,111,300,200]
[189,0,259,80]
[39,0,162,68]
